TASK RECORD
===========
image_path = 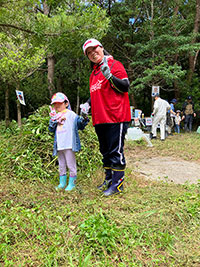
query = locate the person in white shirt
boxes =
[150,94,173,141]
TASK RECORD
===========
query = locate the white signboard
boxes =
[152,86,160,97]
[145,117,152,126]
[16,90,26,105]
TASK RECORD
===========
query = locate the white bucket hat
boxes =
[82,38,103,55]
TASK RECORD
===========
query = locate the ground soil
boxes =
[125,146,200,185]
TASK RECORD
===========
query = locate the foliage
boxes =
[1,0,200,120]
[0,134,200,266]
[0,105,102,181]
[78,210,118,255]
[0,34,46,85]
[0,0,110,121]
[101,0,200,112]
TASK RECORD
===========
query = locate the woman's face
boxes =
[86,46,104,64]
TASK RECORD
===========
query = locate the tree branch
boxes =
[0,23,35,34]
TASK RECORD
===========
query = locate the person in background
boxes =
[174,110,182,134]
[167,98,177,135]
[80,38,131,196]
[48,92,88,191]
[182,96,196,132]
[150,93,173,141]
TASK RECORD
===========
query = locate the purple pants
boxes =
[58,149,77,177]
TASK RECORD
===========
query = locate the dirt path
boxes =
[126,148,200,185]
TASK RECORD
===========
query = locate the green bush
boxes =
[0,105,102,181]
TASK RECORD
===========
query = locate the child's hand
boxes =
[49,106,57,120]
[57,114,66,124]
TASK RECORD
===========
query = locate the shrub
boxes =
[0,105,102,181]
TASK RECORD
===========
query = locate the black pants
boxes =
[184,114,193,131]
[95,122,129,170]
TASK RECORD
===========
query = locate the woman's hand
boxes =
[100,57,112,80]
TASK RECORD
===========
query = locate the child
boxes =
[48,92,89,191]
[174,110,182,134]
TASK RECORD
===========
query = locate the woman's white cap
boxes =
[82,38,103,55]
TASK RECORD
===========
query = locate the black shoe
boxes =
[161,139,165,141]
[97,179,112,190]
[149,133,157,139]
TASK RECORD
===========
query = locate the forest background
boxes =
[0,0,200,127]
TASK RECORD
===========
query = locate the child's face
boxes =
[177,112,180,116]
[53,102,68,112]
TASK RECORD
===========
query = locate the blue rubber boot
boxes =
[97,168,112,190]
[56,175,67,190]
[103,170,124,196]
[65,176,77,191]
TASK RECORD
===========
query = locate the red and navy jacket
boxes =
[89,56,131,126]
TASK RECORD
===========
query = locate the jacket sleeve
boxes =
[48,119,57,133]
[77,116,89,130]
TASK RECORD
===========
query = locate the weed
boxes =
[0,113,200,266]
[78,210,118,256]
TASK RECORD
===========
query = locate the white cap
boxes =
[82,38,103,55]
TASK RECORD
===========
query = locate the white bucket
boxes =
[126,127,153,147]
[126,127,144,140]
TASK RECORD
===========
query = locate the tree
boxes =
[0,34,46,126]
[188,0,200,83]
[0,0,110,97]
[101,0,200,113]
[0,0,110,121]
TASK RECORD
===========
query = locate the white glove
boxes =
[100,57,112,80]
[80,102,90,115]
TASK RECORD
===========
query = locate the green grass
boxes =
[0,111,200,266]
[1,170,200,266]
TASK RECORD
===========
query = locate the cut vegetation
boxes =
[0,107,200,266]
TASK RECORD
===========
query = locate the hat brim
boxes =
[85,45,101,55]
[51,100,65,104]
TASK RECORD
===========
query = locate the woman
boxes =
[81,38,131,196]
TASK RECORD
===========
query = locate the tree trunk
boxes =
[150,0,155,112]
[188,0,200,83]
[17,99,22,127]
[43,0,55,97]
[16,83,22,127]
[173,3,181,99]
[126,61,136,108]
[76,86,80,114]
[174,80,180,99]
[5,85,10,128]
[129,93,136,108]
[47,54,55,97]
[57,76,62,91]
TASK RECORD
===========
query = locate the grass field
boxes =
[0,121,200,266]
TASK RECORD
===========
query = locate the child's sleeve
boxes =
[48,119,57,133]
[77,116,89,130]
